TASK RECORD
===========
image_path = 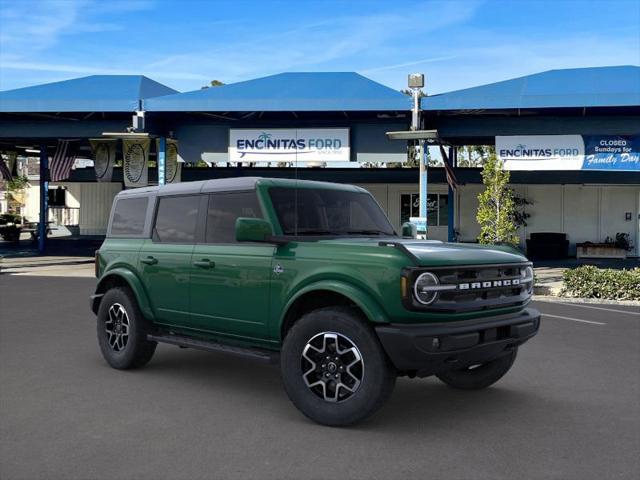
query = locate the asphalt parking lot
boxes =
[1,275,638,480]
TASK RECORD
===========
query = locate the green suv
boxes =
[91,177,540,426]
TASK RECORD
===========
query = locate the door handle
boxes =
[141,256,158,265]
[193,259,215,269]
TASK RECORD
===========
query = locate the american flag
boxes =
[439,145,458,190]
[49,140,78,182]
[0,157,12,181]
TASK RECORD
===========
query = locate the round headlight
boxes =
[414,272,440,305]
[521,266,533,281]
[521,266,534,293]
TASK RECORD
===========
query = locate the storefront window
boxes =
[400,193,420,225]
[401,193,448,227]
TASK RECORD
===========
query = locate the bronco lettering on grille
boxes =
[458,278,520,290]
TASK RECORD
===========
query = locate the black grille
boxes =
[405,263,533,313]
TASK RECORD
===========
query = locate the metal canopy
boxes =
[0,75,178,113]
[422,66,640,111]
[145,72,411,112]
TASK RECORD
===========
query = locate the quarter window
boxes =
[153,195,200,243]
[110,197,148,236]
[206,192,262,243]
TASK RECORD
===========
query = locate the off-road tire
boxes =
[97,287,157,369]
[281,306,396,427]
[436,348,518,390]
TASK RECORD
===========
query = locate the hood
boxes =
[397,240,527,266]
[319,237,527,266]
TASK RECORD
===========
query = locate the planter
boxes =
[576,243,627,259]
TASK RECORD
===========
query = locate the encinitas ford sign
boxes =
[229,128,350,163]
[497,135,585,170]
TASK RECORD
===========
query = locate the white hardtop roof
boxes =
[115,177,365,199]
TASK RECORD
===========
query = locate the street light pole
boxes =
[408,73,426,237]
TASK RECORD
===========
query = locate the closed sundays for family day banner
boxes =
[496,135,640,171]
[229,128,350,163]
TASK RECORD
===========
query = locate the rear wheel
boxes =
[435,348,517,390]
[281,307,396,426]
[97,287,157,369]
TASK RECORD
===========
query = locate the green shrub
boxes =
[561,265,640,301]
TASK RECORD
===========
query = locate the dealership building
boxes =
[0,66,639,256]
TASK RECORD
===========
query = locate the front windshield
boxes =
[269,187,396,236]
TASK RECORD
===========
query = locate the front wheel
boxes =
[281,307,396,427]
[435,348,518,390]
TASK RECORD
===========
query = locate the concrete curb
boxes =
[534,285,562,296]
[533,294,640,307]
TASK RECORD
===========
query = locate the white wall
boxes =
[455,183,639,256]
[76,183,121,235]
[600,187,639,255]
[562,186,599,250]
[21,181,121,234]
[23,181,41,222]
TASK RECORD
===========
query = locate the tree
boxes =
[457,145,495,167]
[476,153,519,245]
[201,80,225,89]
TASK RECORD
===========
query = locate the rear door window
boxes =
[206,192,262,243]
[153,195,200,243]
[110,197,148,236]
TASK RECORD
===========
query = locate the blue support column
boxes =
[38,145,48,254]
[447,146,456,242]
[419,141,428,237]
[157,137,166,186]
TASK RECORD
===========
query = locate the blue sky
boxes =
[0,0,638,94]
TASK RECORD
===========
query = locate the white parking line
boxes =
[543,313,606,326]
[552,302,640,317]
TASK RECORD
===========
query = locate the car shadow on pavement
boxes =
[138,344,553,431]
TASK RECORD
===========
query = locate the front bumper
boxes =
[375,308,540,377]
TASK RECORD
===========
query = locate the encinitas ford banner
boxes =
[497,135,584,170]
[497,135,640,171]
[229,128,350,163]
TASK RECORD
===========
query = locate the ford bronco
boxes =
[91,177,540,426]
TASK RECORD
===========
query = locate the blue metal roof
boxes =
[0,75,178,113]
[145,72,411,112]
[422,66,640,111]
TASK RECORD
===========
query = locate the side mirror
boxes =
[235,217,274,243]
[401,222,417,238]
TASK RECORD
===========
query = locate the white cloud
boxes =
[417,30,640,94]
[0,60,208,81]
[133,1,484,90]
[0,0,153,56]
[361,56,459,74]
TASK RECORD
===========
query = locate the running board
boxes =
[147,333,278,364]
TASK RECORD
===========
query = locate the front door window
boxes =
[189,191,273,337]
